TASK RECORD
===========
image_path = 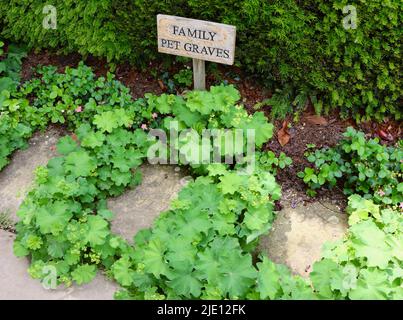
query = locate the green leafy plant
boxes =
[0,41,27,92]
[19,63,146,129]
[1,1,401,120]
[7,69,305,300]
[159,68,193,93]
[298,127,402,205]
[0,62,156,169]
[258,86,293,120]
[173,68,193,88]
[160,71,176,94]
[310,195,403,300]
[4,63,401,301]
[0,42,30,169]
[257,151,292,174]
[297,127,403,300]
[0,101,32,169]
[114,167,284,299]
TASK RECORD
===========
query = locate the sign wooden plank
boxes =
[157,14,236,65]
[192,58,205,90]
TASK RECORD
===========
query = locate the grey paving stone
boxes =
[259,201,348,277]
[0,126,65,222]
[108,164,191,242]
[0,229,118,300]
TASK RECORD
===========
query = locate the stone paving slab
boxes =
[259,201,348,277]
[0,229,118,300]
[0,127,65,223]
[108,164,190,242]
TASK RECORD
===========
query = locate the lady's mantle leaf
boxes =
[84,216,109,246]
[65,151,96,177]
[72,264,97,285]
[112,257,134,286]
[57,136,78,155]
[257,256,281,299]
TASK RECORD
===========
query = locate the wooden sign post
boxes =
[157,14,236,90]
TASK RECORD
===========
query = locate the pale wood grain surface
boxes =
[157,14,236,65]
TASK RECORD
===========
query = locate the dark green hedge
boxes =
[1,0,401,121]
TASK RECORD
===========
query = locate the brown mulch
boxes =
[20,51,163,99]
[114,62,163,99]
[266,114,350,208]
[20,50,81,81]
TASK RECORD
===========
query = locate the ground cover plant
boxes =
[1,62,402,300]
[299,128,402,205]
[0,40,29,170]
[300,133,402,299]
[2,63,314,299]
[0,40,26,92]
[310,195,402,299]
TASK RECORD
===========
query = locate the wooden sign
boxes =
[157,14,236,90]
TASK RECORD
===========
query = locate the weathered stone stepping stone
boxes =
[259,201,348,277]
[0,126,65,223]
[0,229,118,300]
[108,164,190,242]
